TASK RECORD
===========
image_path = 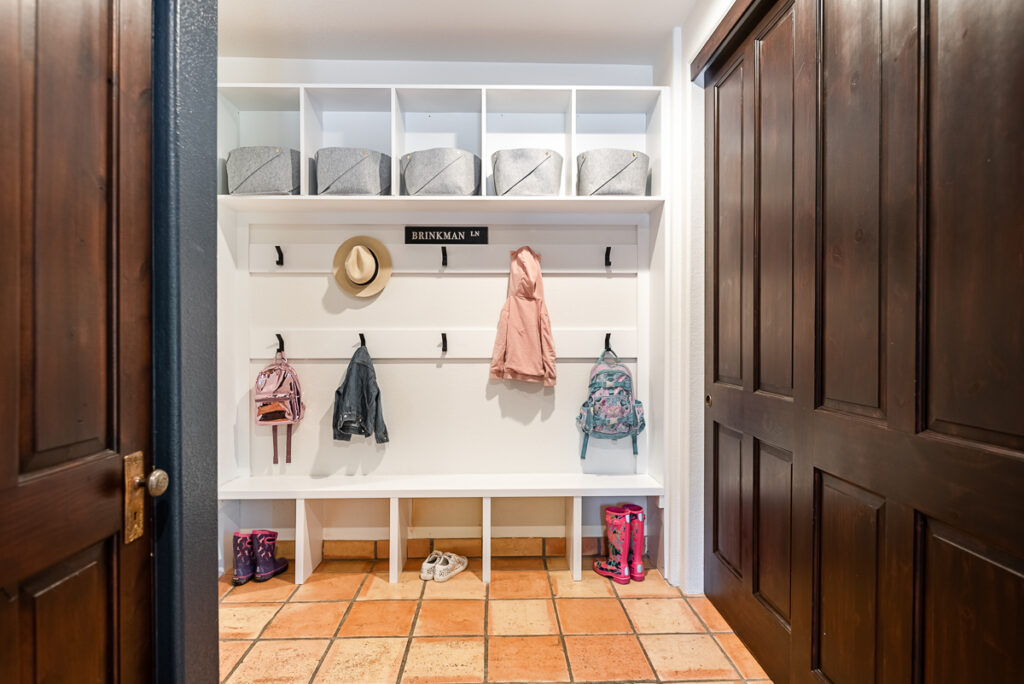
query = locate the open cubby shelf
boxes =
[219,476,663,584]
[217,84,666,198]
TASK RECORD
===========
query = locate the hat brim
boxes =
[333,236,393,297]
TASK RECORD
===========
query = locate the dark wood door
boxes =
[0,0,154,680]
[699,0,1024,682]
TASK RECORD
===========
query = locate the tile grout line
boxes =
[612,576,662,683]
[307,569,373,683]
[221,579,299,683]
[683,595,748,681]
[394,569,428,684]
[545,565,575,683]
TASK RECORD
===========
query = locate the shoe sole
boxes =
[433,564,466,583]
[593,565,630,585]
[254,566,289,582]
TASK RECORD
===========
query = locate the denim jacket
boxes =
[332,345,389,443]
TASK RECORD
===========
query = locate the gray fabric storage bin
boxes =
[315,147,391,195]
[492,148,563,196]
[225,146,300,195]
[576,148,650,196]
[401,147,481,196]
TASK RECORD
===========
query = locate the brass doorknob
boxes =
[136,469,169,497]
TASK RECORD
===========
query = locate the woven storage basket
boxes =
[225,146,300,195]
[400,147,481,196]
[314,147,391,195]
[576,148,650,196]
[492,148,563,196]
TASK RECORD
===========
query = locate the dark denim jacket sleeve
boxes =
[332,347,389,443]
[367,377,389,444]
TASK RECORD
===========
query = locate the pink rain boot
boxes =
[623,504,646,581]
[593,506,631,585]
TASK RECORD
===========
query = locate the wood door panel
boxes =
[809,412,1024,548]
[754,4,795,398]
[814,472,883,684]
[926,0,1024,452]
[819,0,884,418]
[0,0,153,679]
[714,61,746,387]
[18,542,113,683]
[24,0,114,472]
[0,451,122,587]
[713,423,744,577]
[755,441,792,624]
[709,385,795,451]
[919,518,1024,682]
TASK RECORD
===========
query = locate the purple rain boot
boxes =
[232,532,255,585]
[253,529,289,581]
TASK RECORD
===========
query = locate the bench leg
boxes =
[389,497,411,584]
[482,497,492,584]
[295,499,324,585]
[565,496,582,581]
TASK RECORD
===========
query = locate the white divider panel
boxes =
[482,497,492,584]
[565,496,582,581]
[251,243,638,275]
[295,499,325,584]
[389,498,412,583]
[251,327,638,360]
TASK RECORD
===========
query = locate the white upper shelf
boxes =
[218,472,665,500]
[218,194,665,215]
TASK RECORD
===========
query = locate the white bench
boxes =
[218,472,665,584]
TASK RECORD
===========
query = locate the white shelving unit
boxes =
[217,81,669,586]
[217,84,667,199]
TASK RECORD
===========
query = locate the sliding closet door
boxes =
[703,1,812,679]
[702,0,1024,681]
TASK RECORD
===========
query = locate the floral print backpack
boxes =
[576,349,646,459]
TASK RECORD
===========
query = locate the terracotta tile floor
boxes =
[219,557,772,683]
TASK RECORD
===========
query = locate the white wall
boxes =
[668,1,737,594]
[220,57,654,87]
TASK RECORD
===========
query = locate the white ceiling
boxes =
[219,0,699,65]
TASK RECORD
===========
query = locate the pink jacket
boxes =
[490,246,557,386]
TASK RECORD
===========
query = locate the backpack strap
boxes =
[581,433,589,460]
[272,425,279,465]
[286,424,293,464]
[632,433,638,455]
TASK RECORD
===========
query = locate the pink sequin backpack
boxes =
[254,352,305,464]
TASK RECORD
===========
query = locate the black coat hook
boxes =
[359,333,366,347]
[605,246,612,267]
[605,333,611,351]
[441,246,448,267]
[276,334,285,353]
[441,332,448,353]
[275,245,284,266]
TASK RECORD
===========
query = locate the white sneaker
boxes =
[420,550,444,580]
[433,552,468,582]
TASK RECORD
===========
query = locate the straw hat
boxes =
[333,236,392,297]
